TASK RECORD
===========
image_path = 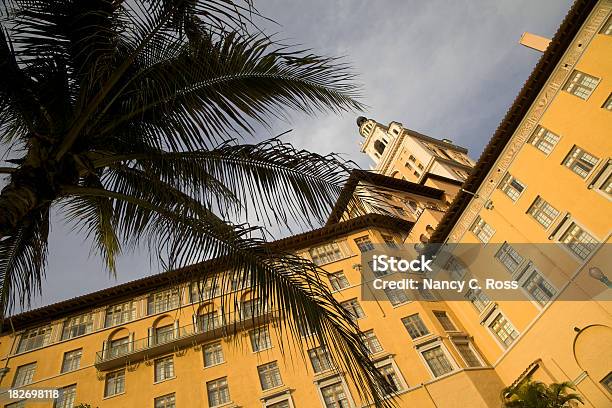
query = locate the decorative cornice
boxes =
[430,0,605,243]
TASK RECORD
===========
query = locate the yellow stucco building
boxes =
[0,0,610,407]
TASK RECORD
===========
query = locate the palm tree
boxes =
[501,379,584,408]
[0,0,394,406]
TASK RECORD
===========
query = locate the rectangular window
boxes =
[154,393,176,408]
[378,363,403,394]
[155,325,174,345]
[601,14,612,35]
[249,326,272,352]
[62,313,94,340]
[489,313,519,348]
[308,346,333,373]
[361,330,383,354]
[559,222,598,260]
[470,216,495,243]
[6,401,26,408]
[54,384,76,408]
[13,363,36,387]
[258,361,283,390]
[340,299,365,320]
[465,289,491,313]
[354,236,375,252]
[591,160,612,196]
[203,342,224,367]
[601,371,612,394]
[320,381,349,408]
[108,337,130,358]
[328,271,349,291]
[61,349,82,373]
[190,279,219,303]
[196,311,218,332]
[515,264,557,306]
[433,311,456,331]
[498,173,525,201]
[381,234,398,249]
[154,356,175,382]
[527,197,560,229]
[563,145,599,178]
[422,346,454,377]
[104,369,125,397]
[17,326,52,353]
[453,341,482,367]
[495,243,525,273]
[147,289,180,315]
[529,126,560,155]
[564,70,600,99]
[105,301,136,327]
[267,400,291,408]
[401,314,429,339]
[602,93,612,111]
[309,242,345,265]
[207,377,230,407]
[384,288,409,306]
[242,298,264,319]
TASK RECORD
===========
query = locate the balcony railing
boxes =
[95,310,275,371]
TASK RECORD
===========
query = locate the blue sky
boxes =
[9,0,573,310]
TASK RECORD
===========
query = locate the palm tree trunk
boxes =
[0,177,44,238]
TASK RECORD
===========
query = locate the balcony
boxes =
[95,310,275,371]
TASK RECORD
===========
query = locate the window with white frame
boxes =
[267,400,291,408]
[384,287,409,306]
[308,346,333,374]
[563,145,599,179]
[17,326,52,353]
[433,311,456,331]
[601,14,612,35]
[377,362,404,394]
[401,314,429,339]
[498,173,525,201]
[453,340,483,367]
[564,70,600,99]
[54,384,76,408]
[421,345,454,377]
[603,93,612,111]
[354,236,375,252]
[104,369,125,397]
[62,313,94,340]
[319,380,351,408]
[203,342,224,367]
[381,234,398,249]
[108,336,130,358]
[242,298,264,319]
[250,326,272,352]
[495,243,525,273]
[207,377,230,407]
[470,216,495,243]
[61,349,82,373]
[197,311,218,332]
[230,271,252,291]
[488,312,519,348]
[515,263,557,306]
[529,126,560,155]
[13,363,36,387]
[258,361,283,390]
[147,289,180,315]
[154,393,176,408]
[309,242,346,266]
[464,288,491,313]
[559,221,598,260]
[328,271,349,291]
[156,325,175,345]
[340,299,365,320]
[105,301,136,328]
[190,279,219,303]
[527,196,560,229]
[601,371,612,394]
[154,356,175,382]
[590,160,612,197]
[361,330,383,354]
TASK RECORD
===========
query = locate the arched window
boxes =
[374,140,386,155]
